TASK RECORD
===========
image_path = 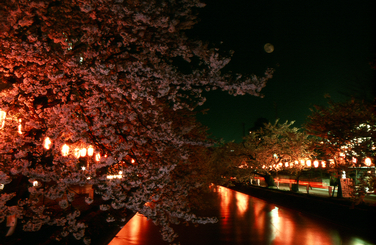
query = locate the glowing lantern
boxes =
[342,170,346,179]
[88,146,94,156]
[352,157,357,164]
[119,171,123,175]
[313,160,319,168]
[33,181,38,187]
[18,119,22,134]
[365,158,372,167]
[295,160,299,165]
[262,165,265,169]
[131,159,135,164]
[95,153,101,162]
[81,166,86,170]
[278,162,282,168]
[300,160,305,166]
[306,160,312,167]
[285,162,289,168]
[61,144,69,156]
[0,111,6,129]
[321,161,326,168]
[43,137,52,150]
[329,159,335,167]
[80,148,87,157]
[74,148,81,158]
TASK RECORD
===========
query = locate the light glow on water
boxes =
[108,186,375,245]
[235,191,248,215]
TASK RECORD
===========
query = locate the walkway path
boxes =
[266,182,376,205]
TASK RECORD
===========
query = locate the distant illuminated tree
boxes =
[221,120,315,187]
[305,99,376,198]
[0,0,273,243]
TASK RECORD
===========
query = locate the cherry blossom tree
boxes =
[218,120,315,188]
[0,0,273,243]
[305,99,376,199]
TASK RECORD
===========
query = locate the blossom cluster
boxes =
[0,0,271,243]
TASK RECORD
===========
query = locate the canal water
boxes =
[109,186,374,245]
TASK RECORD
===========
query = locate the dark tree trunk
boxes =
[254,172,276,187]
[295,172,302,186]
[337,176,343,198]
[264,174,276,187]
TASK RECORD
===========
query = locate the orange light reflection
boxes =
[108,213,149,245]
[235,191,248,215]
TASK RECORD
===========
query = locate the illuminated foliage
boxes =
[242,121,315,184]
[213,120,315,187]
[305,99,376,199]
[305,99,376,167]
[0,0,272,243]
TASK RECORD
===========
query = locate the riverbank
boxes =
[229,183,376,244]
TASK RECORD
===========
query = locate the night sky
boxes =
[190,0,376,142]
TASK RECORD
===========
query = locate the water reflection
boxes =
[269,207,279,242]
[109,186,374,245]
[235,191,248,215]
[109,213,143,245]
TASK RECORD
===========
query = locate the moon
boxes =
[264,43,274,53]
